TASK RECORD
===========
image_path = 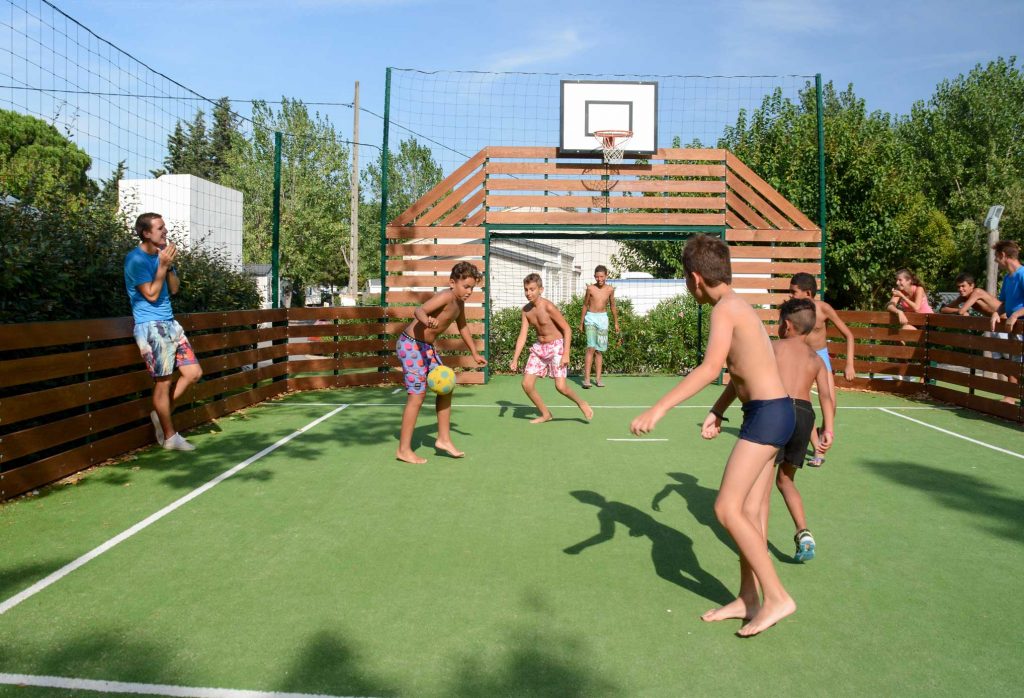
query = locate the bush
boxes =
[0,202,259,323]
[489,293,709,375]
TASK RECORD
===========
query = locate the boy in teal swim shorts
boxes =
[579,265,619,388]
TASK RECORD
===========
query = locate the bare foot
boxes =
[434,440,465,458]
[701,597,759,623]
[581,403,594,420]
[737,596,796,637]
[396,450,427,464]
[530,414,553,424]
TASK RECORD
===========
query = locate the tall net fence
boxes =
[0,0,251,267]
[1,0,370,313]
[384,68,819,373]
[386,68,814,174]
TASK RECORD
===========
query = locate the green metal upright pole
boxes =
[815,74,827,298]
[378,67,392,310]
[271,131,282,308]
[483,230,491,383]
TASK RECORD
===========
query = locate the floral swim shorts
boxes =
[525,337,567,379]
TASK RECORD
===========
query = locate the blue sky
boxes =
[14,0,1024,176]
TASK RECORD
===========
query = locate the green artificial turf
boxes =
[1,377,1021,697]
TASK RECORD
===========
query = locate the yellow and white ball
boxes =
[427,365,456,395]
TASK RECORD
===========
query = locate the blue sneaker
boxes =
[794,529,816,561]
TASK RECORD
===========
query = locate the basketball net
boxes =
[593,129,632,165]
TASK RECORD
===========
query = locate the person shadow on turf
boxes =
[563,490,732,604]
[652,473,798,564]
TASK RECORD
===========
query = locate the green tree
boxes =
[363,136,444,224]
[0,109,97,209]
[209,97,241,181]
[719,82,956,309]
[164,122,187,175]
[96,159,127,212]
[223,98,351,303]
[0,200,258,322]
[359,137,445,289]
[181,109,212,177]
[899,56,1024,279]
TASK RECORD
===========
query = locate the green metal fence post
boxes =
[484,229,491,383]
[271,130,282,308]
[378,67,392,311]
[815,74,827,299]
[376,68,393,375]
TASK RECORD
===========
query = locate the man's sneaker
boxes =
[150,411,164,446]
[163,433,195,451]
[794,529,816,561]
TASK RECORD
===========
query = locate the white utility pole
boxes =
[985,205,1004,295]
[349,80,360,301]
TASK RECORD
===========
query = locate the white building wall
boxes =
[119,174,243,268]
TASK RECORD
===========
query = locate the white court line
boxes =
[262,402,958,411]
[391,388,402,394]
[607,438,669,442]
[879,408,1024,460]
[0,405,349,616]
[0,673,364,698]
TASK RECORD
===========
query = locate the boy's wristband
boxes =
[710,410,728,422]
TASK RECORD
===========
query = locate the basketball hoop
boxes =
[593,129,632,164]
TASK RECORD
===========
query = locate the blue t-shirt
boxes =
[124,246,173,323]
[998,266,1024,315]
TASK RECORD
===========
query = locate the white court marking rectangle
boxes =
[0,405,349,616]
[879,408,1024,460]
[262,402,959,411]
[0,673,362,698]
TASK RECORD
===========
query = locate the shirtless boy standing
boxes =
[395,262,487,463]
[631,235,796,637]
[511,274,593,423]
[580,265,620,389]
[702,298,835,562]
[788,272,855,465]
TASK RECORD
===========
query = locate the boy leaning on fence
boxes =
[124,213,203,451]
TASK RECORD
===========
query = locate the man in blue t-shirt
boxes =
[125,212,203,451]
[990,240,1024,404]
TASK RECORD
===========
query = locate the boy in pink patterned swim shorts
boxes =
[510,274,593,424]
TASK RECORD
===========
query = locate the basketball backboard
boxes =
[560,80,658,157]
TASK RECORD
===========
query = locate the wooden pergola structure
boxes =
[382,147,823,382]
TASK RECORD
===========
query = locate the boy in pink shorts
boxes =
[510,274,593,424]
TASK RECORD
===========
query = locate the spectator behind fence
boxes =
[992,241,1024,332]
[991,240,1024,405]
[886,268,933,330]
[940,272,1000,316]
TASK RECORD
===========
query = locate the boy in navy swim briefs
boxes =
[631,235,796,638]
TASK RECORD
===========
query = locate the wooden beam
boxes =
[392,148,487,225]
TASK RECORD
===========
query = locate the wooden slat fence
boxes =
[0,307,408,501]
[826,310,1023,421]
[1,307,1020,501]
[382,146,823,383]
